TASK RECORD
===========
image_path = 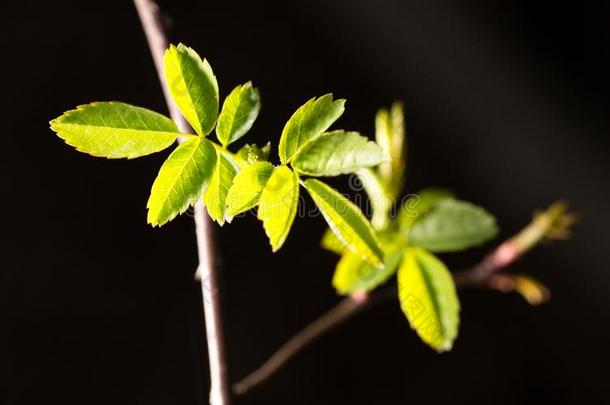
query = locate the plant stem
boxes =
[133,1,230,404]
[233,201,572,395]
[233,295,369,395]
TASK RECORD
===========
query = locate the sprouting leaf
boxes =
[375,102,406,194]
[398,247,460,352]
[258,166,300,251]
[292,131,388,176]
[320,228,347,255]
[375,107,393,181]
[398,188,454,234]
[511,274,551,305]
[333,246,403,295]
[390,102,406,166]
[203,150,239,225]
[226,161,274,216]
[216,82,261,146]
[164,43,218,136]
[147,137,216,226]
[235,142,271,167]
[303,179,384,267]
[50,102,180,159]
[278,94,345,164]
[408,199,498,252]
[357,168,393,230]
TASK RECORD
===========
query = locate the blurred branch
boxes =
[133,1,231,404]
[233,201,575,395]
[453,201,575,286]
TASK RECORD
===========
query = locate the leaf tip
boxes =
[435,341,454,353]
[146,216,160,228]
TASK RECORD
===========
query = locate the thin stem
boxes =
[233,295,369,395]
[233,201,573,395]
[132,1,230,404]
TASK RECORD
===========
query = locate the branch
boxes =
[233,201,574,395]
[233,293,387,395]
[132,1,231,404]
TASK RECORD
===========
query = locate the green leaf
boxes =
[226,161,274,216]
[216,82,261,146]
[333,246,403,295]
[303,179,384,267]
[398,247,460,352]
[292,131,388,176]
[357,168,393,230]
[235,142,271,168]
[408,199,498,252]
[147,137,216,226]
[164,43,219,135]
[398,188,454,234]
[278,94,345,164]
[257,166,300,251]
[320,228,347,255]
[203,150,239,225]
[50,102,179,159]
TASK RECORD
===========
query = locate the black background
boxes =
[3,1,610,404]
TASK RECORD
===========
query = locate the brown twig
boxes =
[233,293,393,395]
[132,1,231,404]
[233,201,573,395]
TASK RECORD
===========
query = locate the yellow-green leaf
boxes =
[203,150,239,225]
[164,43,218,136]
[303,179,384,267]
[398,247,460,352]
[235,142,271,168]
[333,246,403,295]
[320,228,347,255]
[226,161,274,216]
[408,199,498,252]
[216,82,261,146]
[398,188,454,234]
[292,131,388,176]
[50,102,179,159]
[257,166,300,251]
[147,138,216,226]
[357,168,393,230]
[375,102,406,193]
[278,94,345,164]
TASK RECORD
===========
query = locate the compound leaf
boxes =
[50,102,179,159]
[226,161,274,216]
[398,247,459,352]
[304,179,384,267]
[408,199,498,252]
[216,82,261,146]
[278,94,345,164]
[147,137,216,226]
[258,166,300,251]
[164,43,218,136]
[203,150,239,225]
[292,131,388,176]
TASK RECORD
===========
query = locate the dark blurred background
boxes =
[2,0,610,404]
